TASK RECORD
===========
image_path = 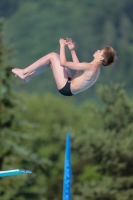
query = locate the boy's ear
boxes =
[100,56,104,61]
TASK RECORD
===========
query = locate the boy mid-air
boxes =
[12,38,117,96]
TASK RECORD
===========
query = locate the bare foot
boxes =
[11,68,30,83]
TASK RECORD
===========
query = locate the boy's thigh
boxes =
[50,61,68,90]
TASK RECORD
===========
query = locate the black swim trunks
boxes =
[58,77,73,96]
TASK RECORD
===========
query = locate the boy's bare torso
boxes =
[70,64,100,95]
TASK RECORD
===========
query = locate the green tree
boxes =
[19,92,104,200]
[72,84,133,200]
[0,21,49,200]
[18,84,133,200]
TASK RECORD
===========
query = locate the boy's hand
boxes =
[66,38,75,50]
[59,38,66,45]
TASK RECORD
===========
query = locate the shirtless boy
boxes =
[11,38,116,96]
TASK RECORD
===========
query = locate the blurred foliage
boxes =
[0,1,133,200]
[16,84,133,200]
[1,0,133,103]
[0,21,50,200]
[0,0,19,18]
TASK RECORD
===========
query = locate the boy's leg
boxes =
[12,52,72,89]
[12,55,51,82]
[22,65,49,82]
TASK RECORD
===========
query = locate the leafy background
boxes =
[2,0,133,103]
[0,0,133,199]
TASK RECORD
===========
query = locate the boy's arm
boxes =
[70,50,80,74]
[70,49,79,63]
[59,39,89,71]
[66,38,79,63]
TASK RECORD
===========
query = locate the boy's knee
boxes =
[51,52,59,59]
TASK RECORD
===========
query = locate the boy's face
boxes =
[93,49,104,61]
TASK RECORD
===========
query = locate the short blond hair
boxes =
[102,46,117,66]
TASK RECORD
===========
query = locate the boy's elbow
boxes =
[60,61,66,66]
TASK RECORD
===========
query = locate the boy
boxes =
[12,38,116,96]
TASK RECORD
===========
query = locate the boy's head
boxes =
[93,47,117,66]
[101,46,117,66]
